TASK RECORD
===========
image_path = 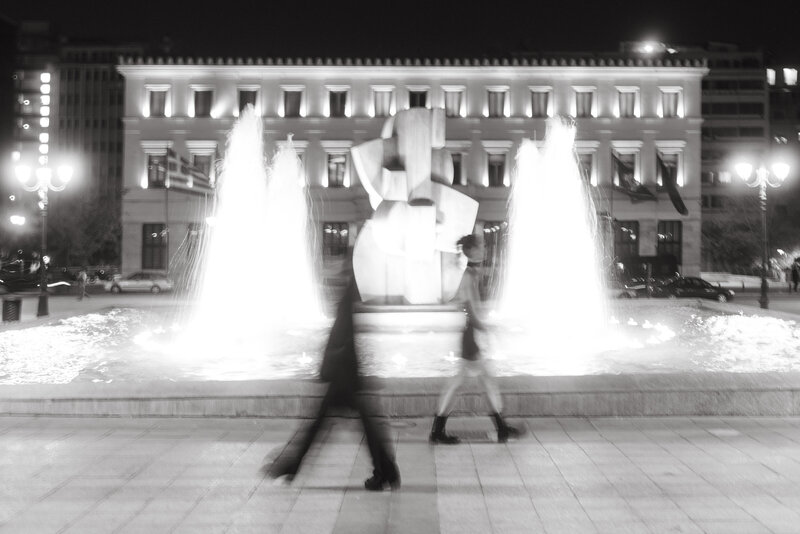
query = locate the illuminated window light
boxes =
[40,106,50,116]
[40,84,50,95]
[11,150,20,161]
[40,72,50,83]
[784,68,798,86]
[41,95,50,105]
[140,173,148,189]
[40,117,50,128]
[39,144,49,154]
[767,69,776,86]
[39,133,49,143]
[38,156,48,165]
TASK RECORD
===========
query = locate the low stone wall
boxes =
[2,373,800,418]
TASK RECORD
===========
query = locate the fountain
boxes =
[3,108,800,417]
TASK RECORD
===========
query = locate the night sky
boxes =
[2,0,800,61]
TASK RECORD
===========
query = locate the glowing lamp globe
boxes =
[735,162,753,181]
[14,165,31,184]
[771,162,790,181]
[57,165,74,183]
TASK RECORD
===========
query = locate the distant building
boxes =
[2,20,142,265]
[768,62,800,172]
[117,54,706,280]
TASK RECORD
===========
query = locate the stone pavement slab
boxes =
[1,415,800,533]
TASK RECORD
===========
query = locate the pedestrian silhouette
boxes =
[77,267,90,300]
[430,234,522,444]
[266,271,400,491]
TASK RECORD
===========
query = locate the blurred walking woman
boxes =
[429,234,521,444]
[267,272,401,491]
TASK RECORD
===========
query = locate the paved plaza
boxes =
[1,415,800,533]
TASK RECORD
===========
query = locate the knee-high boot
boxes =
[429,415,460,444]
[491,412,522,443]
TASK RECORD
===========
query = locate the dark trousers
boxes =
[281,386,397,479]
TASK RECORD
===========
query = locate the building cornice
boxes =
[119,55,707,68]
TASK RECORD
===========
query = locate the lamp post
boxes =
[734,161,790,309]
[13,163,73,316]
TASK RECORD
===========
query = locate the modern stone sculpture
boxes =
[351,108,479,304]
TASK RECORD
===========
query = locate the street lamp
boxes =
[14,163,72,316]
[734,161,791,309]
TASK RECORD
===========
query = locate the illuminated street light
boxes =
[735,159,791,309]
[14,161,74,317]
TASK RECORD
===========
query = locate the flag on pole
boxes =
[166,149,213,193]
[613,154,656,202]
[657,153,688,215]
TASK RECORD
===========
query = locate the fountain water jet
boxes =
[495,119,608,365]
[177,106,325,366]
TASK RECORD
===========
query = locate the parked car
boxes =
[606,280,637,299]
[0,269,41,292]
[623,275,680,298]
[104,272,174,294]
[651,276,735,302]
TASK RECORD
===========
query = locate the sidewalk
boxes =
[2,415,800,533]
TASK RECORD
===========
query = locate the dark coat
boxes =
[319,277,362,403]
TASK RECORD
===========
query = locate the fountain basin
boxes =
[2,299,800,416]
[2,373,800,417]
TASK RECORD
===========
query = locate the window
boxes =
[529,87,550,118]
[328,90,348,117]
[660,89,681,118]
[487,154,506,187]
[573,88,594,118]
[323,222,349,258]
[193,89,212,117]
[451,153,464,185]
[657,221,682,264]
[193,154,213,178]
[657,152,679,188]
[148,89,166,117]
[739,127,764,137]
[611,141,642,187]
[784,68,797,86]
[373,88,393,117]
[739,102,764,116]
[327,153,348,187]
[487,88,507,117]
[767,68,776,86]
[283,89,303,117]
[409,90,427,108]
[147,154,167,188]
[655,141,685,187]
[616,87,638,118]
[238,89,257,113]
[482,221,507,297]
[142,224,167,270]
[614,221,639,261]
[443,88,464,117]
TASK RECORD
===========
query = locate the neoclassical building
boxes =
[117,55,707,279]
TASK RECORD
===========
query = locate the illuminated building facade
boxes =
[118,54,706,278]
